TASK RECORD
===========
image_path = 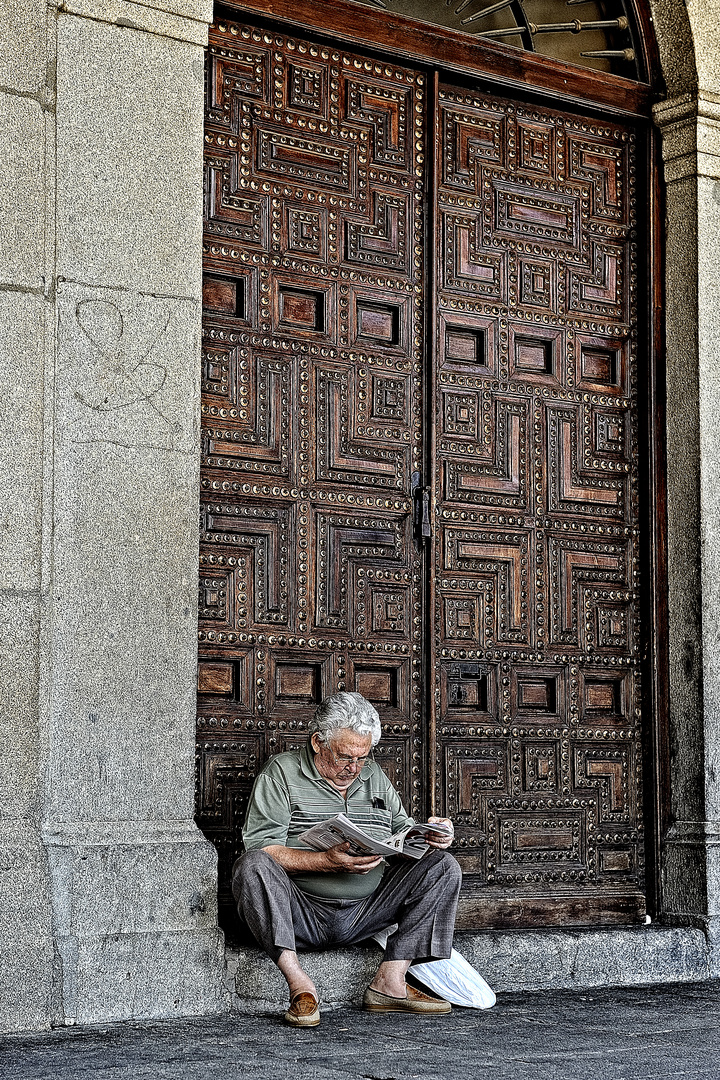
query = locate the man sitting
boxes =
[232,691,461,1027]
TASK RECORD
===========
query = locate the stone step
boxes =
[225,925,711,1013]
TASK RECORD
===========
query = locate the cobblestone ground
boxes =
[3,982,720,1080]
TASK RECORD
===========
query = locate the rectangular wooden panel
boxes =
[432,84,645,924]
[198,18,425,905]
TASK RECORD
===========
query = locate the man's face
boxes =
[311,728,374,791]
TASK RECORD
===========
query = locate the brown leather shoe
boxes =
[363,983,451,1014]
[283,991,321,1027]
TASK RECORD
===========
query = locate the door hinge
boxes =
[412,473,432,540]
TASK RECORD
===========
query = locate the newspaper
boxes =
[298,813,453,861]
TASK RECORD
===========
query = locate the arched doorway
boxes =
[196,0,664,931]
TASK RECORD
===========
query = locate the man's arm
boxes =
[263,842,383,875]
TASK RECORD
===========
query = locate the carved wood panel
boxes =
[433,85,644,924]
[198,19,426,900]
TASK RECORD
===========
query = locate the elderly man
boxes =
[232,691,461,1027]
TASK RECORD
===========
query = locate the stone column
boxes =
[39,0,226,1024]
[654,92,720,964]
[0,0,57,1034]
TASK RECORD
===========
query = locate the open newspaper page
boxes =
[298,813,452,861]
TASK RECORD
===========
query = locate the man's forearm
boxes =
[262,843,383,874]
[263,844,332,873]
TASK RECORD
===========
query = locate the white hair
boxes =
[308,691,382,748]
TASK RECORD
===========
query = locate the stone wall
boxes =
[0,0,225,1032]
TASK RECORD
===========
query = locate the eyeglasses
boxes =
[326,748,373,769]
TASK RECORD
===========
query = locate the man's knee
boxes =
[424,848,462,889]
[232,847,283,900]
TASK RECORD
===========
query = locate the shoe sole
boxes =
[364,1002,451,1014]
[283,1011,321,1027]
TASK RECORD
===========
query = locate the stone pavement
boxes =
[3,981,720,1080]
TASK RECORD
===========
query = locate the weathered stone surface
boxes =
[56,14,205,298]
[0,823,56,1032]
[0,93,46,290]
[59,0,210,46]
[47,282,200,823]
[0,0,49,96]
[0,292,45,592]
[67,930,226,1024]
[0,593,42,820]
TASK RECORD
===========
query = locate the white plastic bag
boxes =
[371,928,496,1009]
[410,949,496,1009]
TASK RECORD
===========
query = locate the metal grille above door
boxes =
[197,14,646,927]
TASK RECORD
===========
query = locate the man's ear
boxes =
[309,733,320,754]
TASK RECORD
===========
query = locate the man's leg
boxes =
[232,849,328,1001]
[338,849,462,998]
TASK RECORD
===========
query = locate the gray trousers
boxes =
[232,848,462,964]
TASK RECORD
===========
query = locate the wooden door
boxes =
[431,84,644,926]
[198,14,646,927]
[198,19,427,906]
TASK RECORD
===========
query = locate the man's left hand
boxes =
[425,816,454,850]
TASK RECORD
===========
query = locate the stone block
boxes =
[0,93,46,290]
[0,825,56,1033]
[0,292,45,592]
[56,14,205,298]
[0,593,42,820]
[0,0,49,96]
[65,929,226,1024]
[44,823,219,937]
[457,926,710,992]
[47,281,200,823]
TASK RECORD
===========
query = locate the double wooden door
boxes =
[197,13,646,927]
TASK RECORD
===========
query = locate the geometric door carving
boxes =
[198,18,425,904]
[433,84,643,926]
[199,15,645,927]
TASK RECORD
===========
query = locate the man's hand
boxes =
[322,842,384,874]
[424,816,454,850]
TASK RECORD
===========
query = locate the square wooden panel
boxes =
[443,595,482,643]
[439,311,498,376]
[369,584,411,636]
[279,286,325,331]
[347,657,409,719]
[441,662,496,717]
[508,322,563,387]
[575,331,628,395]
[283,205,327,259]
[579,670,628,724]
[197,652,252,709]
[350,288,409,352]
[203,274,246,319]
[511,666,564,720]
[267,652,334,714]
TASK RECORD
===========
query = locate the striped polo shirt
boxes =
[242,740,414,900]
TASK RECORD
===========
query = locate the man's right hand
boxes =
[322,842,384,874]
